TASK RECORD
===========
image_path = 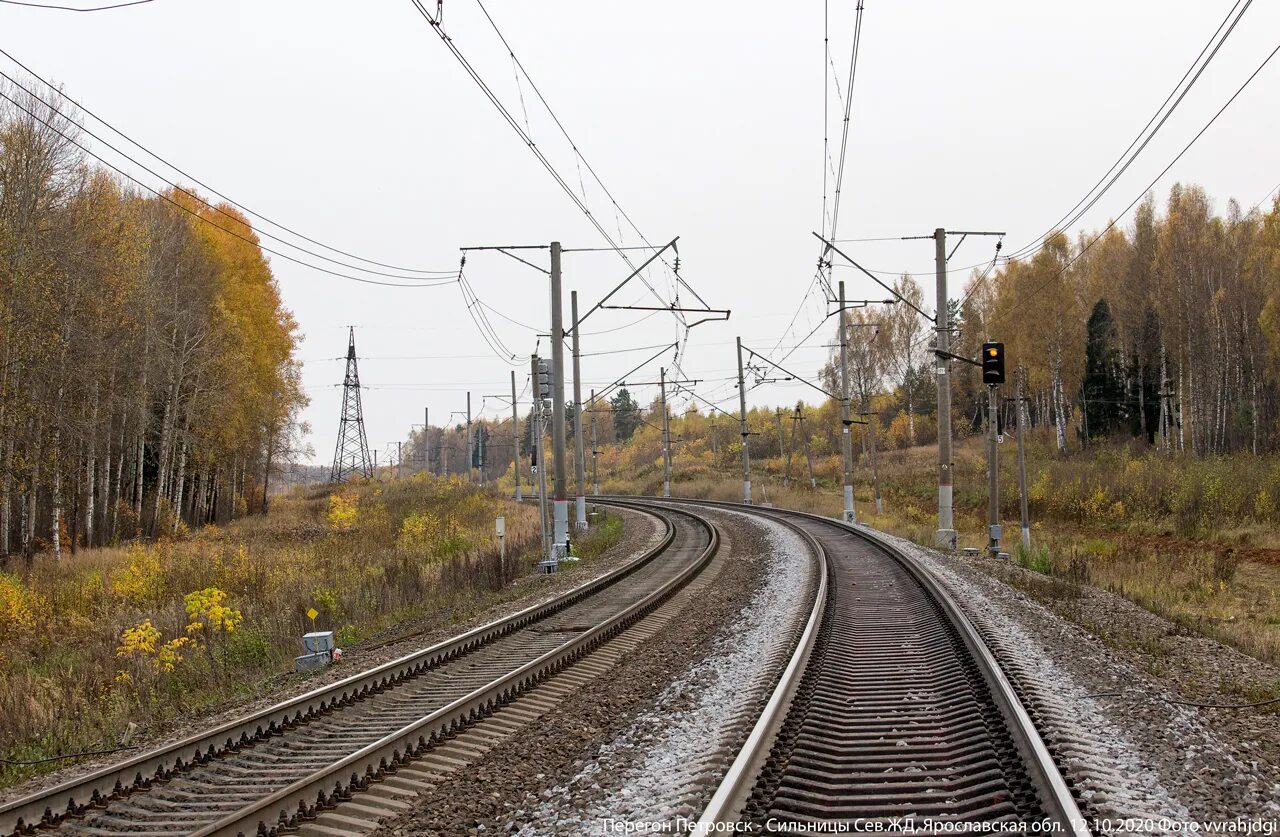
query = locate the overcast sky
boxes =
[4,0,1278,465]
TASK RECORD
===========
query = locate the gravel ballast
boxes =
[514,510,814,834]
[865,527,1280,827]
[375,506,817,835]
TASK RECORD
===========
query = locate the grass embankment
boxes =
[595,430,1280,670]
[0,475,552,788]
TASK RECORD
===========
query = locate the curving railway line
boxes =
[681,499,1091,834]
[4,496,1094,835]
[1,502,716,837]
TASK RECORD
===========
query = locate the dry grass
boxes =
[590,425,1280,668]
[0,475,537,787]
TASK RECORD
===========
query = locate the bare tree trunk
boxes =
[172,438,187,535]
[51,387,64,561]
[907,387,915,446]
[151,360,181,534]
[134,359,148,527]
[262,428,275,515]
[1178,357,1187,453]
[1051,360,1067,455]
[112,421,126,541]
[1137,362,1148,443]
[23,423,39,563]
[84,382,99,548]
[1,433,9,557]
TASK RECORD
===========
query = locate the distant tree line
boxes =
[0,83,306,562]
[955,184,1280,455]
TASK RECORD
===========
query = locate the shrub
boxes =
[0,573,45,638]
[326,491,358,531]
[109,543,165,605]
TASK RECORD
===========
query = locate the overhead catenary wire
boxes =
[0,87,456,289]
[823,0,866,283]
[461,0,744,379]
[770,1,865,365]
[407,0,691,333]
[458,267,520,364]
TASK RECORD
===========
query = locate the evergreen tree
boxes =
[1083,299,1126,440]
[610,388,641,442]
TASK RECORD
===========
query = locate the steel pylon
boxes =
[330,327,373,483]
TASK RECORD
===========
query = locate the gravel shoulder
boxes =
[374,506,814,836]
[869,528,1280,825]
[0,505,663,807]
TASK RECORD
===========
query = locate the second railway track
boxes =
[1,501,717,837]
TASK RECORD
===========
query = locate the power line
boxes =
[0,62,456,281]
[989,36,1280,330]
[1003,0,1253,263]
[0,86,456,289]
[0,0,152,9]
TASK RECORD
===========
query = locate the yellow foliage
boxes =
[1255,488,1274,520]
[326,491,358,531]
[154,636,190,673]
[1080,487,1111,520]
[397,511,441,552]
[117,619,160,657]
[184,587,243,636]
[1029,471,1052,505]
[116,619,191,673]
[110,543,165,604]
[0,573,45,637]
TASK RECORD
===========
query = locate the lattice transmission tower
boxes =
[330,327,373,482]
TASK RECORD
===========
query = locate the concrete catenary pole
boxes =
[987,382,1001,557]
[736,337,752,504]
[776,408,789,488]
[466,392,474,484]
[838,281,856,524]
[590,388,600,496]
[1017,365,1031,549]
[549,241,569,560]
[424,408,430,474]
[660,366,672,498]
[571,291,587,532]
[511,370,522,501]
[934,228,956,549]
[532,354,549,562]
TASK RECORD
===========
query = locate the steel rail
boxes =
[191,502,718,836]
[2,504,680,836]
[694,511,828,824]
[625,496,1088,833]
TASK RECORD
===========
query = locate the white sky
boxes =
[5,0,1278,464]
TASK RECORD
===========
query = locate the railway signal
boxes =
[982,341,1006,386]
[535,358,552,402]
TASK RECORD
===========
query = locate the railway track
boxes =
[1,501,718,837]
[646,499,1090,833]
